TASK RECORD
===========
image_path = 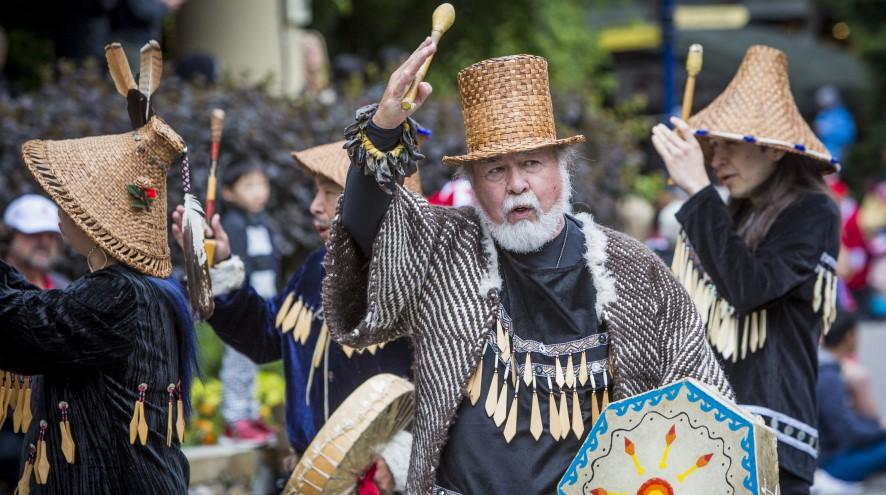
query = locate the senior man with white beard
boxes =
[322,38,732,495]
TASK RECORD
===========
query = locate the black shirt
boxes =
[436,216,609,494]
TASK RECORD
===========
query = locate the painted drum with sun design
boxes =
[559,378,780,495]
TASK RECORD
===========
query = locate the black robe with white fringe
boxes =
[675,185,840,482]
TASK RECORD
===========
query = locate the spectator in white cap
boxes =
[2,194,69,290]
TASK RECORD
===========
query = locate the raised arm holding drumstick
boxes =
[323,7,734,490]
[400,3,455,111]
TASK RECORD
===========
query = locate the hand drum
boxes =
[559,378,779,495]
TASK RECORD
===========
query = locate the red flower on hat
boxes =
[128,177,158,212]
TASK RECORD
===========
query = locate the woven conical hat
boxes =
[292,140,423,194]
[689,45,837,173]
[21,116,185,277]
[443,55,585,166]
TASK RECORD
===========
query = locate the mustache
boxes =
[502,192,542,218]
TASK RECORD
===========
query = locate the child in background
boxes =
[219,160,280,442]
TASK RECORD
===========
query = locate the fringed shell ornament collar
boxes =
[671,234,838,362]
[465,305,612,444]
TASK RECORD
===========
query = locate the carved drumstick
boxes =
[401,3,455,111]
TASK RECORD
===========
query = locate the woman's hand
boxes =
[651,116,711,196]
[371,37,437,130]
[171,206,231,263]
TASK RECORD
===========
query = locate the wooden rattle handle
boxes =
[401,3,455,111]
[669,44,704,186]
[680,44,703,121]
[210,109,225,160]
[206,108,225,221]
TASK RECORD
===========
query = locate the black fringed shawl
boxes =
[0,259,194,494]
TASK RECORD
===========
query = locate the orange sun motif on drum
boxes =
[590,425,713,495]
[560,379,780,495]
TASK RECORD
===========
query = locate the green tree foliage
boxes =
[0,56,646,279]
[1,1,651,279]
[311,0,613,95]
[311,0,648,221]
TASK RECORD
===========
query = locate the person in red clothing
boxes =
[830,178,868,310]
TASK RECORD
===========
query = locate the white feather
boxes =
[183,193,208,265]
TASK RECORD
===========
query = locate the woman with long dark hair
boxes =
[651,45,841,495]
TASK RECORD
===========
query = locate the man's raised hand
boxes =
[371,37,437,130]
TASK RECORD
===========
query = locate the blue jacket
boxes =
[208,248,412,453]
[817,349,886,466]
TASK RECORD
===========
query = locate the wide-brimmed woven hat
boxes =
[292,140,423,194]
[442,55,585,166]
[21,116,185,277]
[689,45,838,173]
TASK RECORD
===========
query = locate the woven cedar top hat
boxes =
[292,140,423,194]
[442,54,585,166]
[689,45,838,173]
[21,116,186,278]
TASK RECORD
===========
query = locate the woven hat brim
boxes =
[291,141,350,189]
[20,118,183,278]
[694,130,839,175]
[686,46,837,175]
[442,135,585,166]
[22,140,172,277]
[291,141,424,194]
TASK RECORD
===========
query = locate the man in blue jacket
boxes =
[173,141,420,493]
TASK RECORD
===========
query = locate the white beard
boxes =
[476,164,572,254]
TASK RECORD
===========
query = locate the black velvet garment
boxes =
[676,186,841,483]
[0,260,191,494]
